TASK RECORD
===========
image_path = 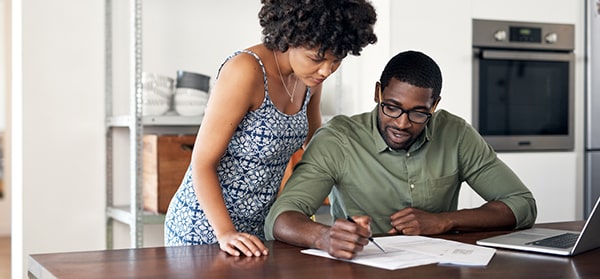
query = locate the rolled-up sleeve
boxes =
[264,128,342,240]
[458,124,537,229]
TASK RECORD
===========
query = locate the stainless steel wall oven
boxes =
[472,19,575,152]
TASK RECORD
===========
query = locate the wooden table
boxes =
[28,221,599,279]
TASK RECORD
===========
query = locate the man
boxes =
[264,50,537,260]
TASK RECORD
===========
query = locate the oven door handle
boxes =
[480,49,574,62]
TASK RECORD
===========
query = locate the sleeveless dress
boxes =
[164,50,311,245]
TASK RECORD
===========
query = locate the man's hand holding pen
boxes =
[322,216,376,260]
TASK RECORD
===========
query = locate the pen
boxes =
[346,216,386,253]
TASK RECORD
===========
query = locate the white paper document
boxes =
[301,235,496,270]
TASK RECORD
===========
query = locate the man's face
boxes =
[375,78,437,151]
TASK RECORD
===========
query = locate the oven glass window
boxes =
[478,59,569,136]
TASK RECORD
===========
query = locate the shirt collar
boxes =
[370,107,389,153]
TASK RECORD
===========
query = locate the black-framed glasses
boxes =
[378,86,432,124]
[380,103,432,124]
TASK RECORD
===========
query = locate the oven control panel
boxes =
[473,19,574,51]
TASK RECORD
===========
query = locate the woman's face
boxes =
[287,47,343,87]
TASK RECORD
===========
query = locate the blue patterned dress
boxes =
[164,50,311,245]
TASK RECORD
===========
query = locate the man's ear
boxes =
[431,96,441,112]
[374,82,381,103]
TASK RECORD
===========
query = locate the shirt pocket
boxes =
[418,172,460,212]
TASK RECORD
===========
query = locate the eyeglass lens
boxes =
[381,103,430,123]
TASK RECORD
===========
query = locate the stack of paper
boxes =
[301,235,496,270]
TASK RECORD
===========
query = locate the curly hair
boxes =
[259,0,377,59]
[379,51,443,99]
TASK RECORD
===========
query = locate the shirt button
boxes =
[410,184,415,189]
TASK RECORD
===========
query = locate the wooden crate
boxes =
[143,134,196,214]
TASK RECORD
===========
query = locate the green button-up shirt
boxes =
[265,108,537,239]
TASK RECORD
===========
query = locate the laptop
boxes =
[476,197,600,256]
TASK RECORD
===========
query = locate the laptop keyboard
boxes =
[527,233,580,249]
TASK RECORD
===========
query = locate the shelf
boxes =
[107,115,203,127]
[106,206,166,225]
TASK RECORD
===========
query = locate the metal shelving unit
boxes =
[105,0,201,248]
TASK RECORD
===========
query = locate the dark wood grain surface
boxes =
[28,221,599,279]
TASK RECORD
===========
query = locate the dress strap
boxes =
[217,50,269,94]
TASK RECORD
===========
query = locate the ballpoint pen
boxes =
[346,216,386,253]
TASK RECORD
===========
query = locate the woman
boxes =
[164,0,377,257]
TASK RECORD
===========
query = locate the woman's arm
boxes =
[304,84,323,147]
[191,53,268,256]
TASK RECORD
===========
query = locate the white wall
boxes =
[9,0,586,278]
[0,0,6,131]
[0,0,10,237]
[11,0,106,278]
